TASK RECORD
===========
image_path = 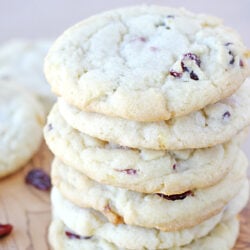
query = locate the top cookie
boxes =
[45,5,249,121]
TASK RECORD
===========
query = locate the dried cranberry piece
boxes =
[181,61,188,72]
[25,169,51,191]
[222,111,231,119]
[190,71,199,81]
[224,42,233,46]
[115,169,137,175]
[139,37,147,42]
[180,53,201,79]
[129,36,148,43]
[172,164,177,170]
[183,53,201,67]
[47,123,53,131]
[157,190,193,201]
[0,224,13,238]
[65,231,91,240]
[150,46,159,52]
[170,70,182,78]
[228,51,235,65]
[239,59,244,67]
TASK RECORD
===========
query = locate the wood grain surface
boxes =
[0,141,249,250]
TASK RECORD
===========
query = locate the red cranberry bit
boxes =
[65,231,81,239]
[172,164,177,170]
[180,53,201,80]
[130,36,147,43]
[116,169,137,175]
[181,61,188,72]
[222,111,231,119]
[25,169,51,191]
[190,71,199,81]
[157,190,193,201]
[239,59,244,67]
[65,231,91,240]
[139,37,147,42]
[170,70,182,78]
[0,224,13,238]
[183,53,201,67]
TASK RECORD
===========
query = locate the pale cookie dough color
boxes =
[44,5,250,121]
[51,154,247,231]
[49,217,239,250]
[58,79,250,150]
[0,81,45,178]
[44,104,240,195]
[51,185,247,250]
[0,39,55,113]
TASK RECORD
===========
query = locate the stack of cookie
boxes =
[44,6,250,250]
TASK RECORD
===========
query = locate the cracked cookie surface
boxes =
[44,5,249,121]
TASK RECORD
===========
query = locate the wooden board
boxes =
[0,141,249,250]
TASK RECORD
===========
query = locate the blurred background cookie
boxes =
[0,39,55,113]
[0,81,45,178]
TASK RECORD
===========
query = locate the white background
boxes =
[0,0,249,154]
[0,0,250,47]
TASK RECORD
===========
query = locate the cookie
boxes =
[58,79,250,150]
[51,153,247,231]
[0,81,45,178]
[44,5,250,122]
[51,182,247,250]
[45,104,239,195]
[0,39,55,113]
[49,217,239,250]
[222,180,249,221]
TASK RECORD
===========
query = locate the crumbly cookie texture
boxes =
[44,5,250,122]
[0,39,55,113]
[49,217,239,250]
[58,79,250,150]
[45,105,239,195]
[51,182,247,250]
[51,154,247,231]
[0,81,45,178]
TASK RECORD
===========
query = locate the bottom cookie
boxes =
[51,180,248,250]
[51,154,247,231]
[49,217,239,250]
